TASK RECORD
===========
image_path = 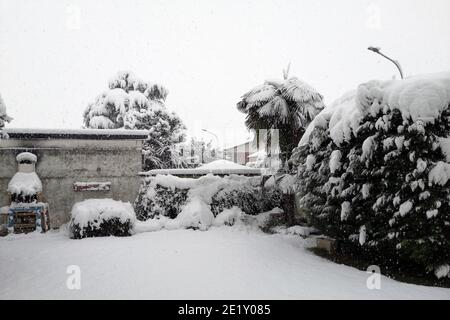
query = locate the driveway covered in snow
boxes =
[0,226,449,299]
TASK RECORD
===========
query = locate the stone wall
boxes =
[0,138,144,227]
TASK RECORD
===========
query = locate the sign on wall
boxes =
[73,182,111,192]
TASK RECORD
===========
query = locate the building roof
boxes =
[4,128,149,140]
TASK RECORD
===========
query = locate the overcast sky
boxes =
[1,0,449,146]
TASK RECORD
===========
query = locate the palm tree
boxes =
[237,66,325,166]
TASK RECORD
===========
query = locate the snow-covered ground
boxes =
[1,226,449,300]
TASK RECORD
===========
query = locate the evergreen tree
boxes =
[293,99,450,278]
[83,71,186,170]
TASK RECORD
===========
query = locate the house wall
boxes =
[0,138,144,228]
[224,142,254,165]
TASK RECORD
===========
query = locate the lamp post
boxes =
[368,46,404,79]
[201,128,221,159]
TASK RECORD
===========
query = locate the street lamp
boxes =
[201,129,219,146]
[201,128,221,159]
[368,46,404,79]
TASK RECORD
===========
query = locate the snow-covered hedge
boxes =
[69,199,136,239]
[211,183,282,216]
[292,73,450,279]
[134,174,282,229]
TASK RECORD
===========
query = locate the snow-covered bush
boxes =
[212,206,244,227]
[69,199,136,239]
[210,184,261,216]
[135,178,188,220]
[83,71,186,170]
[134,174,282,225]
[292,73,450,278]
[0,93,12,139]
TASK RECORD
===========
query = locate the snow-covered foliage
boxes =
[83,71,186,170]
[291,73,450,279]
[237,71,325,165]
[69,199,136,239]
[212,206,244,227]
[300,72,450,146]
[428,161,450,186]
[0,93,12,139]
[134,174,282,229]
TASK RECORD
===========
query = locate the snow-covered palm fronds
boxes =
[236,72,325,165]
[238,76,324,125]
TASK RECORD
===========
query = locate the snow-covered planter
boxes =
[292,73,450,278]
[69,199,136,239]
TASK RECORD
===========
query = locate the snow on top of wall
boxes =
[199,159,250,170]
[4,128,149,139]
[300,72,450,146]
[7,172,42,195]
[16,152,37,163]
[142,166,262,176]
[70,199,136,233]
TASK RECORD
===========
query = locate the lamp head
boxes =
[368,46,381,53]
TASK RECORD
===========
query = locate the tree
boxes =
[236,66,325,166]
[0,93,12,139]
[179,137,223,166]
[293,101,450,278]
[83,71,186,170]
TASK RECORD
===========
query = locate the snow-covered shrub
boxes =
[213,206,244,227]
[135,177,188,220]
[292,73,450,278]
[167,197,214,231]
[134,174,282,226]
[69,199,136,239]
[83,71,186,170]
[210,184,261,216]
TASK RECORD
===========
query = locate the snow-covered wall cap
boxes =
[140,167,262,176]
[3,128,149,140]
[300,72,450,147]
[16,152,37,163]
